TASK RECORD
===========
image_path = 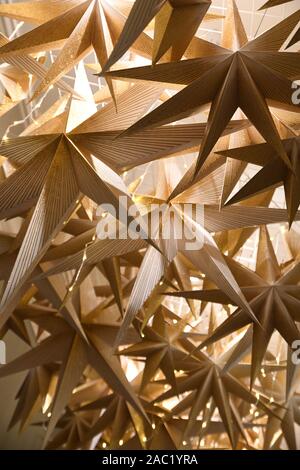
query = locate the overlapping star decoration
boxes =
[0,0,300,450]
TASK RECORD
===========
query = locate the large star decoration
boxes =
[1,0,300,452]
[104,3,300,179]
[0,288,147,447]
[0,0,139,100]
[168,225,300,387]
[0,83,165,326]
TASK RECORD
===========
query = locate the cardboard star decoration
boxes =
[0,0,300,452]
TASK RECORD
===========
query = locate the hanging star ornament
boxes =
[167,225,300,387]
[0,286,148,447]
[104,2,300,179]
[101,157,299,349]
[1,0,300,452]
[217,124,300,226]
[0,0,149,101]
[0,82,165,328]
